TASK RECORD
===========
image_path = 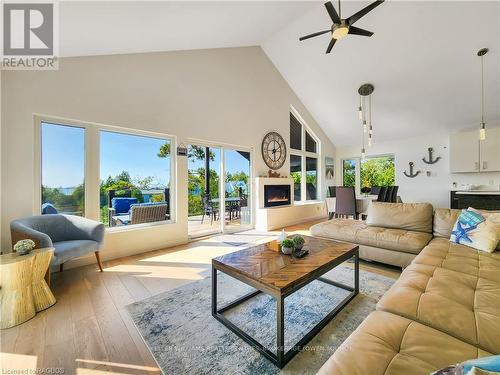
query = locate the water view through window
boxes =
[100,131,171,227]
[41,122,85,215]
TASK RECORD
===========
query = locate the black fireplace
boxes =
[264,184,291,208]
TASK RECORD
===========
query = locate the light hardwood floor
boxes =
[0,220,401,375]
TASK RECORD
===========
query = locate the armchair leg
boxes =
[95,251,104,272]
[60,263,64,272]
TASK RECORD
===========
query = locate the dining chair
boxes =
[326,186,337,219]
[385,186,395,202]
[334,187,359,220]
[370,186,381,195]
[327,186,336,198]
[377,187,388,202]
[390,186,399,203]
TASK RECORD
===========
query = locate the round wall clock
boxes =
[261,132,287,170]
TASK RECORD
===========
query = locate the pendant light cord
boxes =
[481,54,485,124]
[338,0,341,19]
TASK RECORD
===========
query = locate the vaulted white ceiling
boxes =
[59,1,313,57]
[58,1,500,146]
[262,1,500,145]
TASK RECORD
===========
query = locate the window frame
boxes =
[34,115,177,231]
[289,107,321,203]
[341,153,396,195]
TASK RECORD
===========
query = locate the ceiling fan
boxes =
[299,0,385,54]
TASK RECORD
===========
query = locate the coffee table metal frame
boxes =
[211,247,359,369]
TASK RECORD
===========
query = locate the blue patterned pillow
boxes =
[431,355,500,375]
[450,209,499,253]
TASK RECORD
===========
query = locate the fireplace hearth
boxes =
[264,184,291,208]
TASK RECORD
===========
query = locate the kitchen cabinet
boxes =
[450,126,500,173]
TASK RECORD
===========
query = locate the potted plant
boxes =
[361,186,371,196]
[292,236,305,251]
[281,239,294,255]
[14,239,36,256]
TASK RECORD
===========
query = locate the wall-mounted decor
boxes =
[177,143,188,156]
[325,156,335,179]
[261,132,287,170]
[403,162,421,178]
[422,147,441,164]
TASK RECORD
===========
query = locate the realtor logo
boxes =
[2,2,58,69]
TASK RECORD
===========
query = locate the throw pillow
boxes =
[431,355,500,375]
[468,207,500,251]
[450,209,499,253]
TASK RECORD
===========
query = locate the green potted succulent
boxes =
[281,239,294,255]
[292,236,305,250]
[14,239,36,256]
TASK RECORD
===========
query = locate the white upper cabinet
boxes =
[450,130,480,173]
[480,127,500,172]
[450,127,500,173]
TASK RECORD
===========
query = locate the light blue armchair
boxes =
[10,214,105,272]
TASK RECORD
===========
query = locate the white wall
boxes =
[0,46,335,264]
[335,132,500,209]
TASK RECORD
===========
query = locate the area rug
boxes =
[127,264,395,375]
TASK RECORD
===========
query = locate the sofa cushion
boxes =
[434,208,461,238]
[310,219,367,244]
[316,311,491,375]
[450,209,499,253]
[356,226,432,254]
[111,197,138,214]
[413,238,500,283]
[52,239,99,266]
[310,219,432,255]
[366,202,434,233]
[376,263,500,354]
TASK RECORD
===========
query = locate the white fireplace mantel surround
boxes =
[254,177,327,231]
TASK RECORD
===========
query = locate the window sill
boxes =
[105,220,176,233]
[293,200,323,206]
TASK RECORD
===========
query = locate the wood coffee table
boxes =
[211,236,359,368]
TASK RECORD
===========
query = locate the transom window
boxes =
[289,112,320,202]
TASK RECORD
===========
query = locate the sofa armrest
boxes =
[10,221,53,250]
[65,215,105,245]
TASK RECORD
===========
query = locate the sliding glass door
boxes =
[223,148,252,233]
[187,145,222,238]
[188,144,252,238]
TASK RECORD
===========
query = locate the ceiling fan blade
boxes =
[299,29,331,41]
[346,0,384,25]
[348,26,374,37]
[325,1,341,24]
[326,38,337,54]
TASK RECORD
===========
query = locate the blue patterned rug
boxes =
[126,264,394,375]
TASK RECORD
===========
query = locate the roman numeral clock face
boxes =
[261,132,287,170]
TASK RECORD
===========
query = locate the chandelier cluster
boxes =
[358,84,374,160]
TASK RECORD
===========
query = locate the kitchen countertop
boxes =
[453,190,500,195]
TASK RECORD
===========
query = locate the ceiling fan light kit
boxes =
[299,0,384,54]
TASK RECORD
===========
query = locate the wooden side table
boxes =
[0,248,56,329]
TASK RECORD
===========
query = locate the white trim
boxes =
[33,114,177,229]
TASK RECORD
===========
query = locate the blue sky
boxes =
[42,122,249,188]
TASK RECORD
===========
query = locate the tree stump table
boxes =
[0,248,56,329]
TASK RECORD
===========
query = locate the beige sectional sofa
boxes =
[311,202,435,268]
[312,204,500,375]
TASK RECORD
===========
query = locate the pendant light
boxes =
[358,84,374,159]
[477,48,488,141]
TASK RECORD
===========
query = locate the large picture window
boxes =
[38,118,174,230]
[100,131,171,227]
[342,155,395,192]
[289,111,320,202]
[41,122,85,215]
